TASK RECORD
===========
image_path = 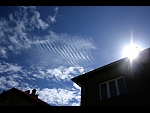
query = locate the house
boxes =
[0,87,51,106]
[71,47,150,106]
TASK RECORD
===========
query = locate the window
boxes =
[101,83,108,100]
[117,77,127,95]
[99,76,127,100]
[109,80,117,97]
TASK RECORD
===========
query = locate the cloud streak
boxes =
[26,32,97,67]
[0,6,97,68]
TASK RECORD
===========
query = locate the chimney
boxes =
[31,89,36,96]
[25,90,30,94]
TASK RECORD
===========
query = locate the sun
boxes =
[123,44,140,60]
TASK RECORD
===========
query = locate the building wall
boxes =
[81,48,150,106]
[83,63,133,106]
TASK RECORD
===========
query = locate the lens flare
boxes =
[123,44,139,60]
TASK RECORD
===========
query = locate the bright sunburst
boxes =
[123,44,140,60]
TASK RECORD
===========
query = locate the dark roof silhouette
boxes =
[0,87,51,106]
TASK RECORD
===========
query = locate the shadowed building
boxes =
[72,48,150,106]
[0,88,51,106]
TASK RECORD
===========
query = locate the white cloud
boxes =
[0,85,7,90]
[47,6,59,24]
[0,47,7,58]
[34,10,40,19]
[4,63,22,73]
[15,21,26,37]
[0,62,7,73]
[0,62,28,80]
[0,18,8,28]
[0,75,19,89]
[46,66,85,81]
[0,61,38,88]
[0,69,36,91]
[8,45,14,51]
[78,67,85,73]
[19,83,36,91]
[47,16,56,24]
[32,74,45,79]
[0,77,6,83]
[9,35,22,49]
[54,6,59,13]
[7,80,19,87]
[0,30,4,38]
[30,10,49,30]
[0,77,7,89]
[11,74,23,79]
[71,102,80,106]
[38,87,80,106]
[37,18,49,30]
[9,14,17,23]
[20,65,84,83]
[39,70,45,75]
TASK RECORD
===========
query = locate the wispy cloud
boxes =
[26,32,97,67]
[0,46,7,58]
[0,6,97,68]
[47,6,59,24]
[0,77,7,89]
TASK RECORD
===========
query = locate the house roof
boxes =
[71,57,128,87]
[0,87,51,106]
[71,47,150,87]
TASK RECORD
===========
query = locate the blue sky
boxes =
[0,6,150,106]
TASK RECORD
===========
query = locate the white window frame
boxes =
[99,76,127,100]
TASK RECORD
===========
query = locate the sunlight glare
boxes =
[123,44,139,60]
